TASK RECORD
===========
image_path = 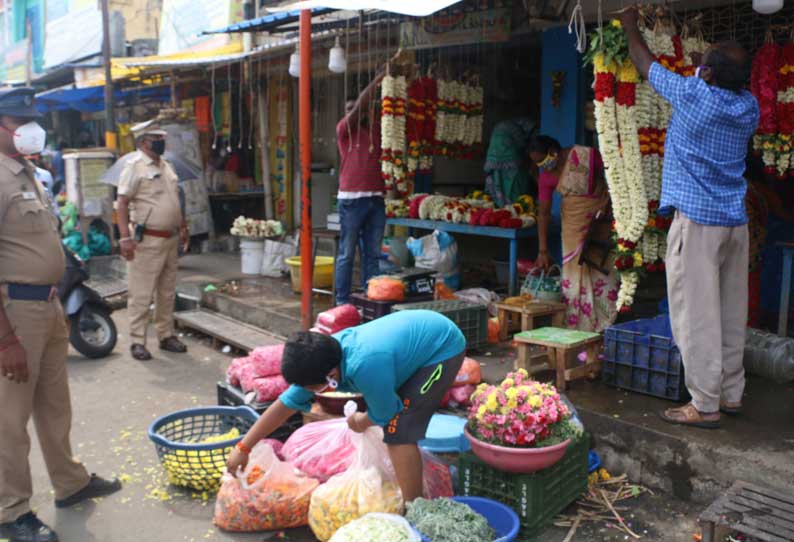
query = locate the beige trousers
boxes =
[666,212,748,413]
[0,291,90,522]
[127,235,178,344]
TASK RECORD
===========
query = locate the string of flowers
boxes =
[420,76,438,175]
[776,40,794,178]
[751,37,781,176]
[381,74,409,196]
[406,78,426,185]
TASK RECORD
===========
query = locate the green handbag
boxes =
[521,265,562,302]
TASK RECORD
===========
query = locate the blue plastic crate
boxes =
[603,315,690,402]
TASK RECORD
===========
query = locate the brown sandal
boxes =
[131,343,152,361]
[660,403,720,429]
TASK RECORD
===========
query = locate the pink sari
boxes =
[557,147,619,332]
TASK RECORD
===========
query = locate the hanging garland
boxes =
[381,74,409,196]
[406,77,426,184]
[419,76,437,175]
[776,40,794,178]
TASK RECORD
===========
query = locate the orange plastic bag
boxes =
[453,357,482,387]
[214,442,319,532]
[434,282,457,300]
[488,317,500,344]
[367,276,406,302]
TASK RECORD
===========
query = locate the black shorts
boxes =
[383,352,465,445]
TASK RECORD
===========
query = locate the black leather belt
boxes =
[6,284,55,301]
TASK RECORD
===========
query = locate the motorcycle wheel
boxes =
[69,304,118,359]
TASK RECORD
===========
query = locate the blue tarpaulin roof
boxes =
[202,8,330,34]
[36,85,171,113]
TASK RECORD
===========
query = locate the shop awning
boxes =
[202,9,331,34]
[266,0,462,17]
[36,85,171,113]
[75,42,245,87]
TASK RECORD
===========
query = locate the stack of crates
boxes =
[393,299,489,350]
[458,435,589,541]
[351,269,436,322]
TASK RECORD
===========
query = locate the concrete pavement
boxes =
[18,307,703,542]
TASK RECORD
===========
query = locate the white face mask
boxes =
[12,122,47,155]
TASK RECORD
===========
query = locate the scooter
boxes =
[57,245,118,358]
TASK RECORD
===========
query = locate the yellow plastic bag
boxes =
[308,427,404,541]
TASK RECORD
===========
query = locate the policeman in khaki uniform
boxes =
[0,89,121,542]
[117,120,189,361]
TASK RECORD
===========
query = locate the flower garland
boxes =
[751,41,781,176]
[433,79,482,160]
[381,75,409,196]
[776,41,794,178]
[420,76,438,175]
[406,78,426,185]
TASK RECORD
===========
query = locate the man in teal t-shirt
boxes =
[226,310,466,502]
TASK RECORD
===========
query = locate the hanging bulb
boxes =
[289,46,301,78]
[753,0,783,13]
[328,36,347,74]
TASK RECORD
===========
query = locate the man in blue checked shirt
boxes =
[621,8,759,430]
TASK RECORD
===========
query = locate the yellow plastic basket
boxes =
[285,256,335,293]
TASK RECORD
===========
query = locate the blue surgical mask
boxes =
[695,65,707,79]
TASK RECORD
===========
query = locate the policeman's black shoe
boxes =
[54,474,122,508]
[159,336,187,353]
[0,512,58,542]
[131,343,152,361]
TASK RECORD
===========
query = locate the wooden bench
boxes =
[494,300,567,341]
[513,327,602,390]
[699,480,794,542]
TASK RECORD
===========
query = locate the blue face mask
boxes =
[695,65,707,79]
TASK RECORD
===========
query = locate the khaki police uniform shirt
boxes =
[0,154,65,285]
[117,151,182,232]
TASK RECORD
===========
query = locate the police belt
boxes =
[144,227,176,239]
[5,283,56,301]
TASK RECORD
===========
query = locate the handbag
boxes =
[521,265,562,302]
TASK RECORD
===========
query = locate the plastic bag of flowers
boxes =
[281,416,361,482]
[468,369,582,447]
[329,513,420,542]
[214,441,319,532]
[308,426,403,541]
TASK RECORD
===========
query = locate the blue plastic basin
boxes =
[416,496,520,542]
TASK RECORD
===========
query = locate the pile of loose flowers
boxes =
[230,216,284,239]
[467,369,580,448]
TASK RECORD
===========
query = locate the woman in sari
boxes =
[484,118,535,207]
[529,135,618,332]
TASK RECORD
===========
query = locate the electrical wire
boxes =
[568,0,586,54]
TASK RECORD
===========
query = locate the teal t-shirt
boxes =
[279,310,466,426]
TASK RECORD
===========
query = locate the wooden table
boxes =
[494,300,567,341]
[514,327,602,390]
[778,242,794,337]
[386,218,537,296]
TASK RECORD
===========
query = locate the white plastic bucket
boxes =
[240,239,265,275]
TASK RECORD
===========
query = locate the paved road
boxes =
[23,309,699,542]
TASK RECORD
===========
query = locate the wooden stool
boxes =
[513,327,602,390]
[494,301,567,341]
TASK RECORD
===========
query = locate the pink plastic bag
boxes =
[282,417,359,482]
[316,304,361,334]
[262,438,284,458]
[239,364,260,393]
[226,355,252,387]
[449,384,476,407]
[252,375,290,403]
[249,344,285,378]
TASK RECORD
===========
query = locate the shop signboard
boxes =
[158,0,243,55]
[3,40,28,82]
[43,2,102,69]
[399,6,511,50]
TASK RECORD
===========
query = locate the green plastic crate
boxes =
[458,435,589,542]
[392,300,488,350]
